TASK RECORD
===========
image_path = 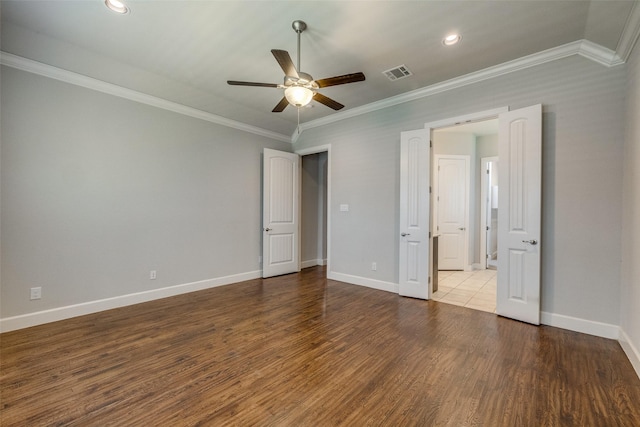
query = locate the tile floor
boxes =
[432,269,497,313]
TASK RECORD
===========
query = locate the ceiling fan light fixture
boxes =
[105,0,129,14]
[284,86,314,107]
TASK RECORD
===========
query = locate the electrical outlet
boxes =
[30,287,42,300]
[150,270,157,280]
[371,262,377,271]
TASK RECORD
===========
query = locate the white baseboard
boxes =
[327,271,397,294]
[540,311,619,340]
[0,270,262,333]
[619,328,640,379]
[301,259,326,269]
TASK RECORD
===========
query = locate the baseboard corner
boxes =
[619,328,640,380]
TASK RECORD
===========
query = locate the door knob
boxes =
[522,239,538,245]
[458,227,466,231]
[264,228,272,232]
[401,233,410,237]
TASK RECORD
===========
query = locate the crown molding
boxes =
[579,39,624,67]
[0,32,628,146]
[294,39,625,137]
[0,52,291,143]
[616,0,640,63]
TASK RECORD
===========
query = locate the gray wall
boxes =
[1,66,291,318]
[294,55,626,326]
[621,40,640,370]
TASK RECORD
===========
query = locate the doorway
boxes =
[431,119,498,312]
[299,148,330,272]
[481,157,499,270]
[301,152,328,269]
[398,105,542,324]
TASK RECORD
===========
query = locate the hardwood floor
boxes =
[2,266,639,426]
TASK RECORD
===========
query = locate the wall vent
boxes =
[383,65,413,81]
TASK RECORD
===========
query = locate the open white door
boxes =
[399,129,430,299]
[263,148,300,278]
[496,104,542,324]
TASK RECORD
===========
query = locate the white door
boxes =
[263,148,300,278]
[496,104,542,325]
[435,156,469,270]
[399,129,430,299]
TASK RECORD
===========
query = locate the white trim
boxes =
[426,107,509,131]
[327,271,397,294]
[4,34,631,146]
[0,52,291,143]
[301,259,325,269]
[616,0,640,63]
[0,270,261,333]
[298,40,621,135]
[540,311,619,340]
[295,145,332,156]
[619,328,640,380]
[579,39,624,67]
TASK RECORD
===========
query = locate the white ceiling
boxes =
[1,1,638,139]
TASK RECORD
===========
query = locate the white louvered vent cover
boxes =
[383,65,413,81]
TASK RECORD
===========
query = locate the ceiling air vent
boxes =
[383,64,413,81]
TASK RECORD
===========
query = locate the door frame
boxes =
[295,145,332,273]
[480,156,499,269]
[425,107,508,295]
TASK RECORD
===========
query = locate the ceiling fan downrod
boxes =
[292,20,307,72]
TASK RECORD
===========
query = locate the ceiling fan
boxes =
[227,20,365,112]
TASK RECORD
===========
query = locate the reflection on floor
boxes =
[432,269,497,313]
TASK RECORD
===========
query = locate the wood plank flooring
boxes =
[2,266,639,426]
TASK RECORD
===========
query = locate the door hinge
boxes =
[430,140,433,148]
[429,232,432,238]
[428,276,431,284]
[486,169,490,174]
[429,186,432,194]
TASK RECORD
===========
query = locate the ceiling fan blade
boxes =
[271,49,299,78]
[227,81,279,88]
[315,72,365,88]
[313,92,344,110]
[272,97,289,113]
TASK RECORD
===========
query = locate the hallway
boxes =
[433,269,497,313]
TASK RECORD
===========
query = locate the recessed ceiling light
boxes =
[443,34,462,46]
[105,0,129,14]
